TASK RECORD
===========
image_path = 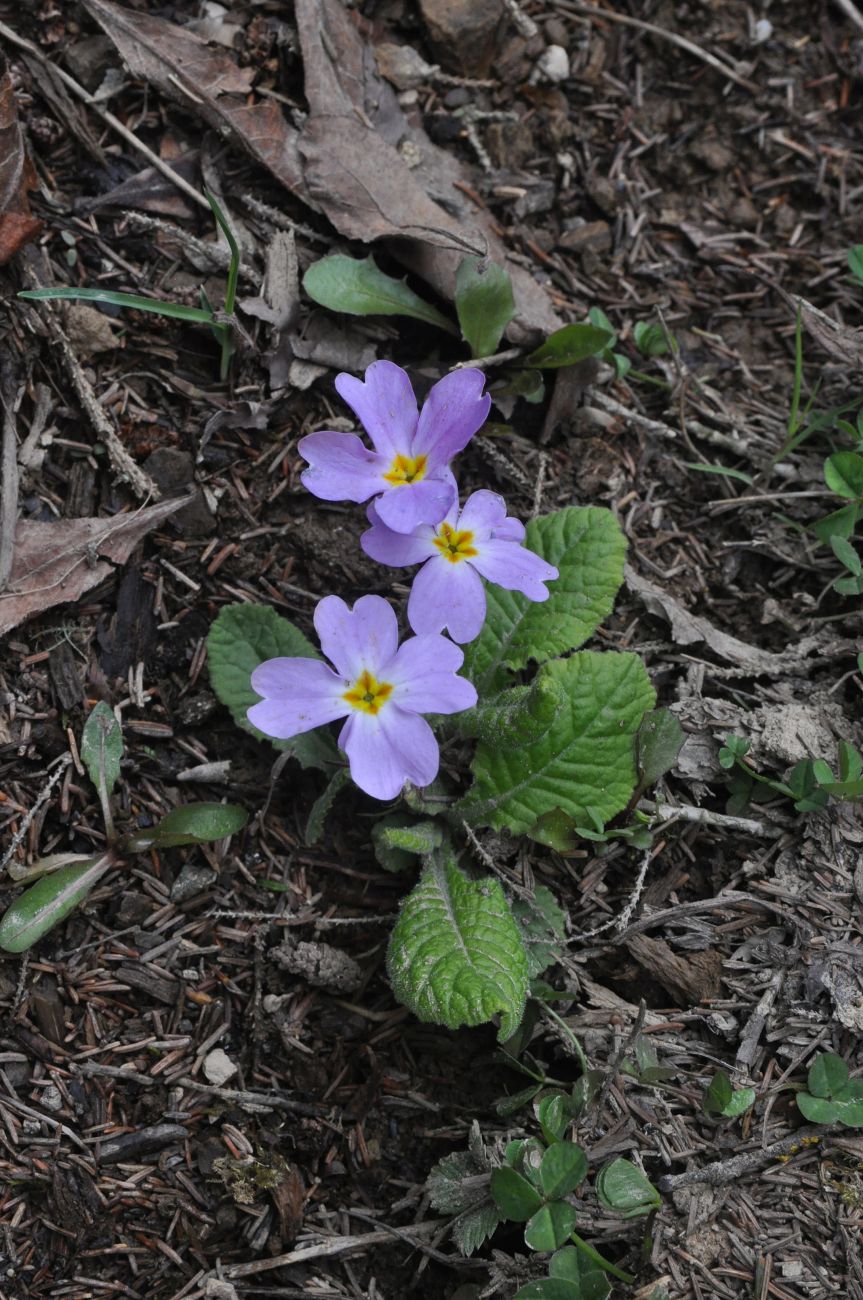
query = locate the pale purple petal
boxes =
[389,634,478,714]
[470,539,559,601]
[411,369,491,470]
[314,594,399,679]
[334,360,418,458]
[374,474,456,534]
[299,432,388,503]
[492,516,526,542]
[408,556,487,643]
[339,707,439,799]
[457,489,509,537]
[361,507,437,567]
[248,658,347,737]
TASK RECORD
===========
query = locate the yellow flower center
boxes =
[383,453,428,486]
[342,668,394,716]
[432,522,478,564]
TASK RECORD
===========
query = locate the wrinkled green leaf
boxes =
[303,254,456,334]
[0,857,110,953]
[539,1142,588,1199]
[524,1200,578,1252]
[513,886,567,979]
[825,451,863,499]
[387,850,529,1039]
[595,1158,660,1217]
[123,803,247,852]
[636,708,684,789]
[633,319,671,357]
[463,507,627,694]
[491,1166,543,1221]
[207,604,339,771]
[80,701,123,799]
[460,652,655,836]
[526,323,612,369]
[455,256,515,358]
[305,767,350,845]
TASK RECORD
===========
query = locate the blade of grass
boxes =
[205,189,240,380]
[18,286,215,324]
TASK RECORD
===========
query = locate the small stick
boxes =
[834,0,863,34]
[0,385,18,594]
[639,799,788,839]
[657,1125,827,1192]
[0,756,71,874]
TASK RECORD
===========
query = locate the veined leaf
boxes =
[463,507,626,694]
[0,857,110,953]
[526,323,611,369]
[122,803,247,852]
[387,850,529,1040]
[80,700,123,798]
[303,254,457,334]
[455,256,515,358]
[207,604,339,771]
[459,653,655,836]
[825,451,863,500]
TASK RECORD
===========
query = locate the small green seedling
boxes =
[702,1070,756,1119]
[19,191,241,380]
[0,704,246,952]
[797,1053,863,1127]
[719,734,863,814]
[428,1119,657,1295]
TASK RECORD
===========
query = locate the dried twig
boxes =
[657,1125,827,1192]
[0,382,18,595]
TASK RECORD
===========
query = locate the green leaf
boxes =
[514,1283,582,1300]
[207,604,339,771]
[825,451,863,499]
[636,708,684,789]
[595,1158,660,1217]
[704,1070,754,1117]
[491,1167,543,1221]
[550,1245,611,1300]
[526,323,612,369]
[839,742,863,783]
[633,320,670,358]
[808,1052,848,1098]
[512,886,567,979]
[460,652,655,836]
[453,1204,504,1256]
[304,767,351,845]
[80,701,123,799]
[302,254,457,335]
[455,256,515,358]
[796,1093,840,1124]
[831,535,862,576]
[587,306,617,345]
[524,1200,578,1252]
[386,850,529,1040]
[123,803,247,852]
[722,1087,756,1117]
[372,815,444,872]
[0,858,110,953]
[463,507,627,694]
[849,244,863,284]
[834,574,863,596]
[18,286,214,324]
[684,461,754,485]
[497,1083,544,1116]
[813,502,860,543]
[539,1143,588,1199]
[537,1094,568,1144]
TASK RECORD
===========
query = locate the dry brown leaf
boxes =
[295,0,560,343]
[0,496,190,636]
[81,0,306,197]
[0,52,42,265]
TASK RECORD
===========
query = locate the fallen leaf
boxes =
[0,496,190,637]
[81,0,306,196]
[295,0,559,343]
[0,52,42,265]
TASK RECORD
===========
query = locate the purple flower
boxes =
[247,595,477,801]
[298,361,491,534]
[361,490,559,644]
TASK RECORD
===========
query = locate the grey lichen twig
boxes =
[0,756,71,875]
[657,1125,827,1192]
[0,386,18,594]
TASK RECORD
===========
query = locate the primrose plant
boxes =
[0,702,247,953]
[208,359,678,1044]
